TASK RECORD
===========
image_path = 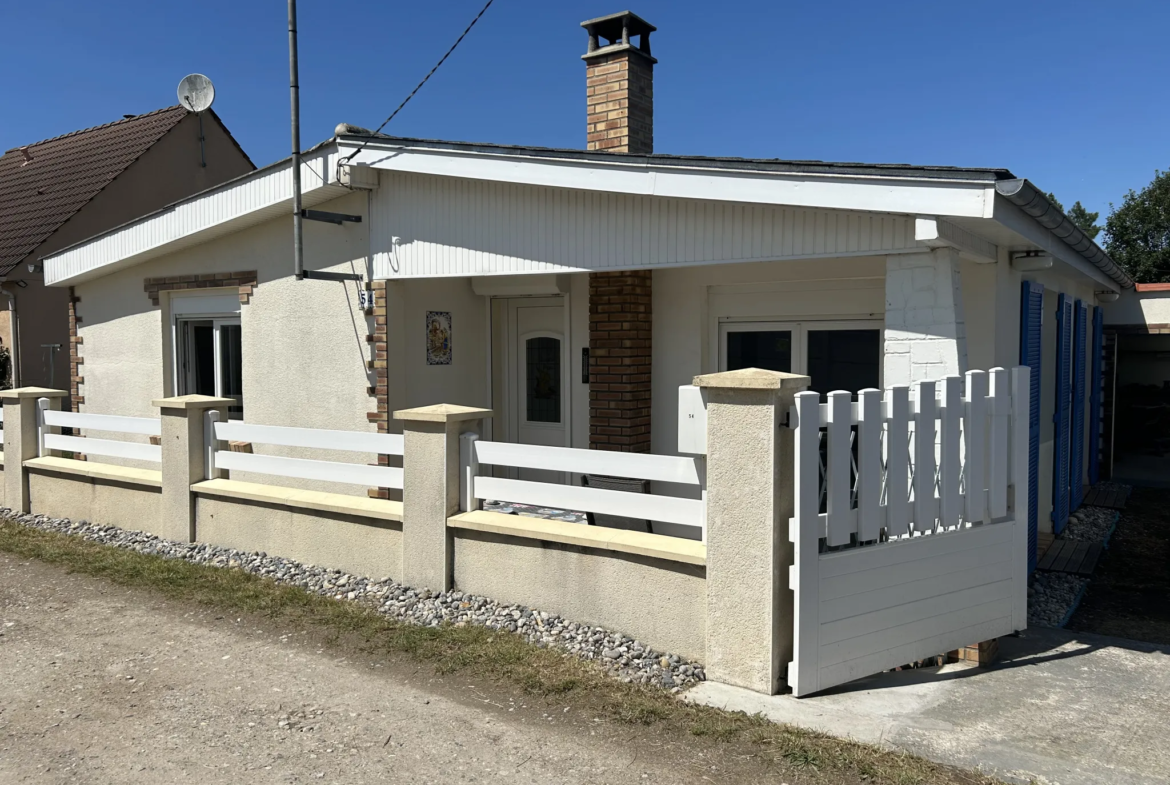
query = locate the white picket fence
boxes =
[787,368,1030,696]
[39,405,162,464]
[208,416,405,490]
[459,435,707,539]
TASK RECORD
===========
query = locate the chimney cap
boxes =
[582,10,656,62]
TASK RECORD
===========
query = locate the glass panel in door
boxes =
[218,322,244,419]
[725,330,793,372]
[805,329,881,394]
[525,336,561,424]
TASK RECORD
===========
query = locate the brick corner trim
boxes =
[589,270,652,453]
[366,280,392,499]
[144,271,258,307]
[68,286,84,411]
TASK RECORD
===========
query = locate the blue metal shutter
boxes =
[1019,280,1044,572]
[1070,301,1088,510]
[1089,307,1104,485]
[1053,294,1073,535]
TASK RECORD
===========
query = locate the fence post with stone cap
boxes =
[0,387,68,513]
[694,368,810,695]
[395,404,492,593]
[153,395,233,543]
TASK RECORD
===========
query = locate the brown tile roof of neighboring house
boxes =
[0,105,190,275]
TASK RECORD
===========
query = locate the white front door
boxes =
[494,297,567,482]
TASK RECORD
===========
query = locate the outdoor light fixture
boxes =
[1096,291,1120,303]
[1010,251,1053,271]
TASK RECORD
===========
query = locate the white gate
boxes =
[788,367,1030,697]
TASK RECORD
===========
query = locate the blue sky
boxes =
[3,0,1167,223]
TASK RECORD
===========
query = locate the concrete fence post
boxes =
[394,404,492,593]
[694,368,811,695]
[0,387,68,513]
[152,395,232,543]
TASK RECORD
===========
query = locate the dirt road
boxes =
[0,551,762,785]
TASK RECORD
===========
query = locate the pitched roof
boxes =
[0,105,190,275]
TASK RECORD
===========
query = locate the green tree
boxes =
[1067,201,1101,240]
[1106,169,1170,283]
[1046,192,1102,239]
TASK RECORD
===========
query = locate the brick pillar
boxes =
[582,11,656,155]
[589,270,652,452]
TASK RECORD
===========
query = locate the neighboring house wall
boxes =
[72,190,374,494]
[10,112,253,390]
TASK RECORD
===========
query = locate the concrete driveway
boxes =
[688,627,1170,785]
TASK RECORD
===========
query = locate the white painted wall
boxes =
[74,190,376,495]
[883,249,968,386]
[1103,289,1170,326]
[371,171,921,279]
[651,255,886,466]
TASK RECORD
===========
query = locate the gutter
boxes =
[996,179,1132,289]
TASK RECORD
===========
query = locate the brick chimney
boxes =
[582,12,655,454]
[582,11,656,154]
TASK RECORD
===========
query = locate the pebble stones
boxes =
[0,508,704,691]
[1028,571,1088,628]
[1063,506,1119,544]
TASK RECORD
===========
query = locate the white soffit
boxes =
[44,145,348,287]
[339,142,995,220]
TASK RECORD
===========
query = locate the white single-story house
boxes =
[40,11,1129,563]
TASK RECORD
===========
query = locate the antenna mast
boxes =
[288,0,304,280]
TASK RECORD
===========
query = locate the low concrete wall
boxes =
[451,524,706,661]
[26,461,161,534]
[193,484,403,580]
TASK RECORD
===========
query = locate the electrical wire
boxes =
[339,0,495,165]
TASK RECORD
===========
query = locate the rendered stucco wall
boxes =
[72,190,376,495]
[27,470,161,534]
[195,495,402,580]
[452,528,706,661]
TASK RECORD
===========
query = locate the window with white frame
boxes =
[719,320,882,394]
[172,294,244,419]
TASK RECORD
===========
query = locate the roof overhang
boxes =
[43,142,347,287]
[43,132,1130,292]
[338,137,998,219]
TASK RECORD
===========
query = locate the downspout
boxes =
[288,0,304,280]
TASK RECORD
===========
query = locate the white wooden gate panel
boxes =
[788,367,1030,697]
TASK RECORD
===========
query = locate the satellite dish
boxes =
[177,74,215,113]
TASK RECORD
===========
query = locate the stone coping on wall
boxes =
[25,456,162,489]
[193,478,403,523]
[448,509,706,567]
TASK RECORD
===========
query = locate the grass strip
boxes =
[0,517,998,785]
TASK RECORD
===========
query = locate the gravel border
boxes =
[1063,506,1120,544]
[0,508,704,692]
[1028,571,1089,628]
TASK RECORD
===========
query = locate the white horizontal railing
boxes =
[40,406,162,464]
[460,435,706,539]
[209,417,404,490]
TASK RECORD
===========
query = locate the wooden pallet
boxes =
[1036,539,1103,575]
[1081,485,1130,510]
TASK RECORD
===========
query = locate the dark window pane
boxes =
[806,329,880,394]
[726,330,792,373]
[526,336,560,423]
[219,324,244,419]
[191,324,215,397]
